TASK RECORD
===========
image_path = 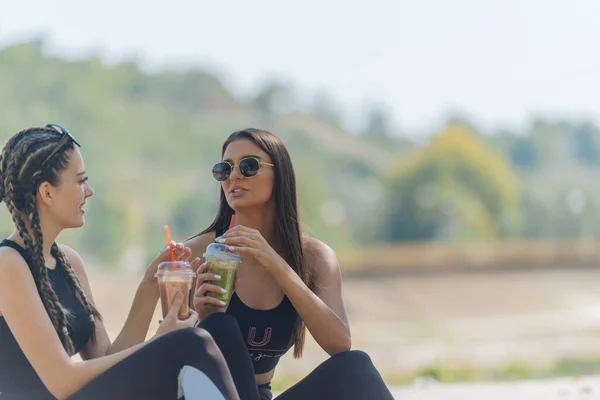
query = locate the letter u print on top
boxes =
[247,327,272,347]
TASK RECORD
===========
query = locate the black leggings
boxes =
[67,327,240,400]
[198,313,395,400]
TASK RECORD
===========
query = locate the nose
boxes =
[228,164,244,181]
[85,182,95,198]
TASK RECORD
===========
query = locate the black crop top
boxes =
[0,239,94,399]
[216,227,297,374]
[226,291,296,374]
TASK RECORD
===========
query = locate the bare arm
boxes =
[0,248,145,399]
[64,243,190,358]
[105,281,159,355]
[216,227,352,355]
[108,243,192,353]
[271,239,352,355]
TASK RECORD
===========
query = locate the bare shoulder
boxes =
[0,245,31,272]
[303,237,340,275]
[0,246,38,314]
[185,232,217,259]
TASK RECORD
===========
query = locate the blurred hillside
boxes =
[1,40,599,270]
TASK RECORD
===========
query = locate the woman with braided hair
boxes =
[0,124,240,400]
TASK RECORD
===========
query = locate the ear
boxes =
[37,181,54,207]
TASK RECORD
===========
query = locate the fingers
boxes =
[195,263,215,278]
[195,269,220,288]
[220,225,257,237]
[190,257,202,271]
[197,272,222,283]
[195,262,208,288]
[194,294,227,308]
[166,292,184,319]
[161,241,192,261]
[163,241,179,253]
[182,310,199,327]
[173,243,188,259]
[193,278,228,309]
[216,235,256,247]
[222,245,257,254]
[174,249,191,262]
[198,262,209,273]
[227,224,253,232]
[194,282,226,298]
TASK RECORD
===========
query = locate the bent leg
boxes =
[198,313,261,400]
[276,350,394,400]
[67,327,239,400]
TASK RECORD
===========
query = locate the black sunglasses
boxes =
[41,123,81,166]
[212,157,274,182]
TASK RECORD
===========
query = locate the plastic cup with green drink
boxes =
[203,242,242,309]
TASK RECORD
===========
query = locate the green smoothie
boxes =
[203,243,242,309]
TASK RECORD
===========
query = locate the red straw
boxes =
[224,214,236,254]
[164,224,176,263]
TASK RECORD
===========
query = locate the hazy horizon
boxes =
[1,0,598,138]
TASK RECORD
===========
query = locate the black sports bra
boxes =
[215,226,297,374]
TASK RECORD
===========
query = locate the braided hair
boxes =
[0,126,101,355]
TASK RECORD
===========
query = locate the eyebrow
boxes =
[76,171,86,176]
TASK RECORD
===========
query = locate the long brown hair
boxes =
[193,128,311,358]
[0,127,101,355]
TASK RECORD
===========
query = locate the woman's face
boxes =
[219,139,275,211]
[40,148,94,229]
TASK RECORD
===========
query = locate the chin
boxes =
[227,199,266,211]
[227,199,245,210]
[68,217,86,229]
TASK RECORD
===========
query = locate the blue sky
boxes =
[1,0,598,137]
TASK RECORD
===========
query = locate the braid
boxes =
[51,242,102,340]
[0,129,35,203]
[30,208,76,355]
[1,127,95,355]
[4,139,34,236]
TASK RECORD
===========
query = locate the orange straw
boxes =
[164,224,176,263]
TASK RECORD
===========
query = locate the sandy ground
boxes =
[383,375,600,400]
[273,376,600,399]
[86,266,600,390]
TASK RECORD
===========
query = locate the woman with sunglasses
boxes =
[0,125,240,399]
[186,128,393,399]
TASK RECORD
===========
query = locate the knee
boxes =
[199,312,240,337]
[166,327,216,349]
[331,350,372,365]
[322,350,390,395]
[322,350,376,378]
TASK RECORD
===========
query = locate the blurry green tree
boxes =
[381,122,521,241]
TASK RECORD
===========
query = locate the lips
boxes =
[79,203,86,213]
[229,186,247,195]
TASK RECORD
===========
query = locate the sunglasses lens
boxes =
[239,158,260,177]
[212,162,231,181]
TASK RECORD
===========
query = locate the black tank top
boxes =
[215,227,297,374]
[0,239,94,399]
